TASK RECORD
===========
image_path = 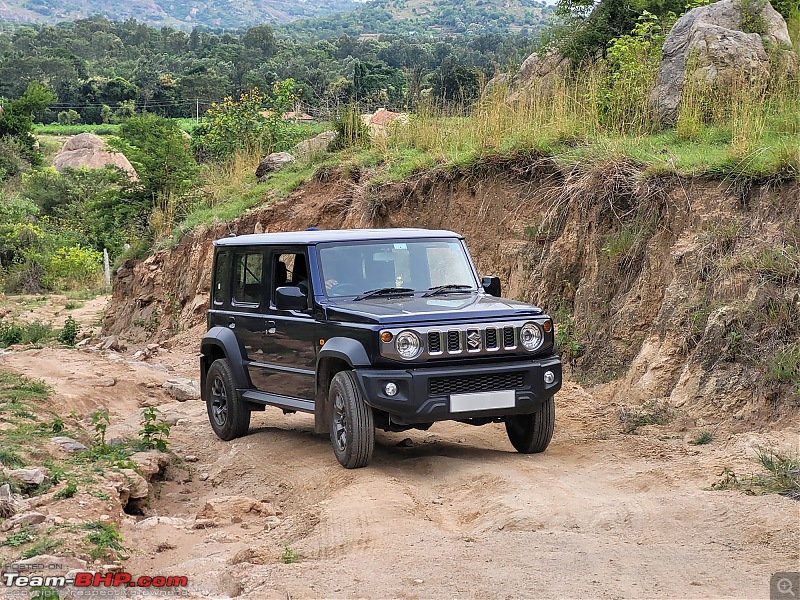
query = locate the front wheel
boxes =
[205,358,251,441]
[505,396,554,453]
[329,371,374,468]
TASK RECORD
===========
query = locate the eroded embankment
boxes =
[104,159,800,427]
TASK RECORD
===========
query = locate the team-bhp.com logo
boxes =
[4,571,188,590]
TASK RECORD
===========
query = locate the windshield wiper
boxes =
[423,284,474,297]
[353,287,415,301]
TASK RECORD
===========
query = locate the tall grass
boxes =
[385,61,800,179]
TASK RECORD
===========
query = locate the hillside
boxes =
[0,0,362,29]
[282,0,554,37]
[0,0,554,33]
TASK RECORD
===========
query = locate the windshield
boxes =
[318,238,478,298]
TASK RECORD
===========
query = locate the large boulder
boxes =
[485,52,570,99]
[255,151,295,181]
[649,0,795,126]
[53,133,139,180]
[293,130,337,160]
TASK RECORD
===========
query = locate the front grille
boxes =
[486,328,498,349]
[428,331,441,354]
[503,326,516,348]
[429,372,525,396]
[447,330,461,352]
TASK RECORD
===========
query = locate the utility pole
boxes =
[196,98,199,123]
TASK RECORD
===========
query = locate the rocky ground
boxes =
[0,295,798,599]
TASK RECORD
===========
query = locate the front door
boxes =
[249,248,317,400]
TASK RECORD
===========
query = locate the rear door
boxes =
[228,248,270,389]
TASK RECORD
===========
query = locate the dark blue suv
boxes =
[200,228,561,468]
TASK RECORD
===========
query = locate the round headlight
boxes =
[520,323,544,351]
[395,331,422,360]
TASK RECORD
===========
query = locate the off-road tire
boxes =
[206,358,251,441]
[329,370,375,468]
[505,396,554,453]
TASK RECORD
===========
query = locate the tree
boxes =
[115,113,198,203]
[0,81,55,165]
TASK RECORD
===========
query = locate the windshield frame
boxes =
[315,237,481,299]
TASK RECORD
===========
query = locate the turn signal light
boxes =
[542,320,552,333]
[381,331,394,343]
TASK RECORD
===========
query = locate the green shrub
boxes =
[192,81,301,161]
[59,315,79,346]
[57,110,81,126]
[48,246,103,288]
[332,104,370,150]
[0,321,24,346]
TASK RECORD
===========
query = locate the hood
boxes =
[323,293,542,325]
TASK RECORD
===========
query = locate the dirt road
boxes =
[1,299,798,599]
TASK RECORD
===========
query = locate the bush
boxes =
[0,321,24,347]
[332,104,370,149]
[192,80,301,161]
[57,110,81,125]
[58,315,79,346]
[48,246,103,288]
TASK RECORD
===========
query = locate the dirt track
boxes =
[1,299,798,599]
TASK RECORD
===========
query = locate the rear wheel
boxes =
[206,359,251,441]
[329,371,374,468]
[505,396,554,453]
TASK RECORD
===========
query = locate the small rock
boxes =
[263,516,281,530]
[134,516,188,531]
[0,511,47,532]
[163,379,200,402]
[197,495,276,520]
[132,350,145,360]
[91,376,117,388]
[130,451,170,479]
[414,579,424,584]
[75,339,91,348]
[50,436,89,453]
[100,336,125,352]
[199,473,210,481]
[102,564,123,572]
[432,498,444,505]
[146,343,160,352]
[9,467,48,486]
[192,518,217,529]
[107,436,126,447]
[185,455,199,463]
[176,418,188,426]
[396,438,414,447]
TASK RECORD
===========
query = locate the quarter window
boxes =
[232,252,264,305]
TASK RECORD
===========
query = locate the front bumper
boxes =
[353,356,561,424]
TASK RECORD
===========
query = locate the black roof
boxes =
[213,228,463,247]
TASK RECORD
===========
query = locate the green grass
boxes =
[0,371,51,404]
[280,544,300,564]
[713,448,800,499]
[33,123,120,136]
[689,430,714,445]
[83,522,126,560]
[20,538,62,559]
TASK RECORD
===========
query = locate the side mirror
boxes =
[275,286,308,311]
[481,276,501,297]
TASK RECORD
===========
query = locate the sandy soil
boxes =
[0,298,798,600]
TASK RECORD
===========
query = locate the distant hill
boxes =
[0,0,363,29]
[282,0,554,38]
[0,0,554,34]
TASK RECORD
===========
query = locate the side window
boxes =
[272,251,310,305]
[212,251,229,306]
[232,252,264,305]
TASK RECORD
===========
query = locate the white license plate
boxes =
[450,390,516,413]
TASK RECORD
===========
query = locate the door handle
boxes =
[266,320,277,334]
[227,316,235,329]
